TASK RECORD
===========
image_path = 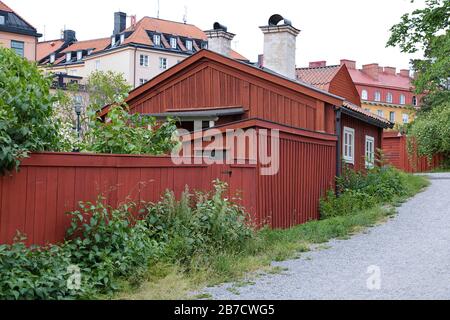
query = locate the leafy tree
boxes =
[387,0,450,110]
[0,47,60,173]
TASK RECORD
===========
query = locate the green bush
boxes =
[144,181,255,266]
[320,166,409,219]
[0,181,255,300]
[0,47,60,174]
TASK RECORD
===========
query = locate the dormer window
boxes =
[66,52,72,62]
[361,89,368,100]
[77,51,83,61]
[87,49,93,55]
[153,34,161,46]
[201,42,208,49]
[50,54,55,64]
[0,15,5,25]
[111,36,116,47]
[170,37,177,49]
[120,34,125,44]
[186,40,193,51]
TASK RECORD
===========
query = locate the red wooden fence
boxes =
[383,132,444,173]
[0,121,337,245]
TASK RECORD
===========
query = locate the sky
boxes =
[10,0,425,70]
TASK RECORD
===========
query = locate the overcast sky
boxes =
[11,0,425,69]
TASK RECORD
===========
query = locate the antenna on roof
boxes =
[183,5,188,24]
[157,0,160,18]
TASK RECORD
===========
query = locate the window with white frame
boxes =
[389,111,396,123]
[140,54,149,67]
[159,57,167,70]
[400,94,406,105]
[186,40,193,51]
[77,51,83,61]
[365,136,375,168]
[0,15,5,25]
[170,37,177,49]
[374,91,381,102]
[377,110,384,118]
[120,34,125,44]
[402,113,409,124]
[50,54,55,64]
[343,127,355,164]
[361,89,368,100]
[386,92,393,103]
[87,49,93,55]
[66,52,72,62]
[153,34,161,46]
[139,78,148,86]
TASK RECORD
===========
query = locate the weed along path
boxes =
[203,173,450,300]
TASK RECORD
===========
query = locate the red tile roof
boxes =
[61,37,110,54]
[230,49,249,61]
[0,1,13,12]
[348,68,412,90]
[343,101,392,126]
[37,39,65,61]
[296,65,341,91]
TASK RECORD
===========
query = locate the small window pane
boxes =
[186,40,193,51]
[400,95,406,105]
[11,41,24,57]
[361,90,368,100]
[159,57,167,70]
[386,92,393,103]
[0,16,5,25]
[389,112,395,123]
[170,38,177,49]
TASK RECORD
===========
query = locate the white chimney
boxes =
[259,14,300,80]
[204,22,235,57]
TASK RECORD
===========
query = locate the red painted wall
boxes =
[329,66,362,107]
[341,114,383,171]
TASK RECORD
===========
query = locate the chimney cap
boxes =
[213,22,228,32]
[268,14,292,26]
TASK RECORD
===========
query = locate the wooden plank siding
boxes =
[383,132,445,173]
[341,114,383,171]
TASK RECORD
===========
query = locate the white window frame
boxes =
[186,40,193,51]
[159,57,167,70]
[402,113,410,124]
[374,91,381,102]
[386,92,393,103]
[50,53,55,64]
[0,15,5,25]
[170,37,177,49]
[377,110,384,118]
[120,34,125,44]
[139,78,148,86]
[400,94,406,105]
[361,90,368,100]
[111,36,116,47]
[343,127,355,165]
[365,135,375,169]
[140,54,149,67]
[66,52,72,62]
[76,51,83,61]
[153,34,161,46]
[389,111,396,123]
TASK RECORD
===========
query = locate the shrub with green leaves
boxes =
[0,47,60,173]
[0,181,254,300]
[320,166,409,219]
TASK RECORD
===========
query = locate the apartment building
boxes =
[38,12,248,89]
[0,1,41,60]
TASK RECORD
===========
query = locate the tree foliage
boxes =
[387,0,450,109]
[0,47,60,173]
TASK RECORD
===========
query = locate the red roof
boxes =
[0,1,13,12]
[37,39,65,61]
[348,68,412,90]
[343,101,392,127]
[61,37,110,54]
[296,65,341,91]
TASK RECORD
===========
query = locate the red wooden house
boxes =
[111,15,392,174]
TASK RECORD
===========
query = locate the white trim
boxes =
[365,135,375,169]
[343,127,355,165]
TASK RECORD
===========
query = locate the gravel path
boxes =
[203,173,450,300]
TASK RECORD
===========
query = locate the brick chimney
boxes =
[309,61,326,68]
[340,59,356,69]
[260,14,300,80]
[399,69,410,77]
[113,12,127,36]
[204,22,235,57]
[384,67,396,75]
[362,63,380,80]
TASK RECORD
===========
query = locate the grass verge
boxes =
[116,173,429,300]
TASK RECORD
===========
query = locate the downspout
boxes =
[335,106,342,193]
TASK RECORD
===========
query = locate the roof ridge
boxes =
[141,16,199,27]
[297,65,340,70]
